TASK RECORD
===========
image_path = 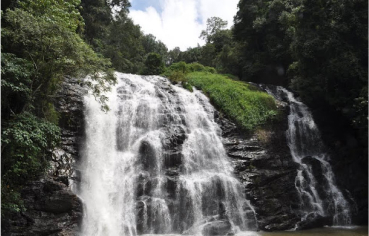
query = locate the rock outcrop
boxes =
[49,77,87,181]
[215,103,302,231]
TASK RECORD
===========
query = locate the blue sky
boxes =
[129,0,239,50]
[131,0,163,12]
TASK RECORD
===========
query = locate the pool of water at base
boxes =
[142,226,368,236]
[244,226,368,236]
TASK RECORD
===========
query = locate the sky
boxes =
[129,0,239,51]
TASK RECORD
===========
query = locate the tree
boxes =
[142,53,165,75]
[80,0,131,48]
[289,0,368,144]
[104,12,145,73]
[233,0,299,84]
[167,47,181,65]
[142,34,168,55]
[200,17,228,44]
[198,44,216,67]
[233,0,367,151]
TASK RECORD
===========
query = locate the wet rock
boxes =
[296,213,333,230]
[163,151,182,169]
[202,220,233,236]
[139,141,157,171]
[50,76,87,180]
[301,156,330,201]
[162,125,187,149]
[216,107,301,231]
[4,178,82,236]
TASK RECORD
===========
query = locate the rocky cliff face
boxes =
[215,102,302,231]
[2,77,85,236]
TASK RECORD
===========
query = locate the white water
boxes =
[266,86,351,226]
[79,73,257,236]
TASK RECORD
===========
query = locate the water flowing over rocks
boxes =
[3,75,363,235]
[79,73,257,236]
[255,85,354,229]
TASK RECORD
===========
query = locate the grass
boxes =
[185,72,278,131]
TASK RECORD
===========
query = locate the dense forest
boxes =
[1,0,367,222]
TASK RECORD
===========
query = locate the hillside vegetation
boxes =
[186,72,278,131]
[162,62,278,131]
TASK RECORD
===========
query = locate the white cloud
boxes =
[129,0,239,50]
[199,0,239,28]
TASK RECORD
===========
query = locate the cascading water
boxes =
[264,86,351,226]
[79,73,257,236]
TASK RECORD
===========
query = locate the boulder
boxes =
[202,220,233,236]
[296,213,333,230]
[3,178,82,236]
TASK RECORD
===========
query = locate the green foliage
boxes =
[186,72,278,131]
[198,43,216,67]
[1,53,33,116]
[80,0,130,47]
[142,53,165,75]
[2,113,60,186]
[80,0,168,75]
[200,17,228,44]
[103,13,145,73]
[288,0,368,144]
[233,0,297,85]
[162,61,216,86]
[1,183,25,217]
[167,47,181,65]
[177,46,203,64]
[1,0,116,217]
[18,0,85,32]
[2,5,116,113]
[141,34,168,62]
[213,43,243,75]
[233,0,368,146]
[1,112,60,214]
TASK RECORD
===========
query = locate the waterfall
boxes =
[265,86,351,226]
[79,73,257,236]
